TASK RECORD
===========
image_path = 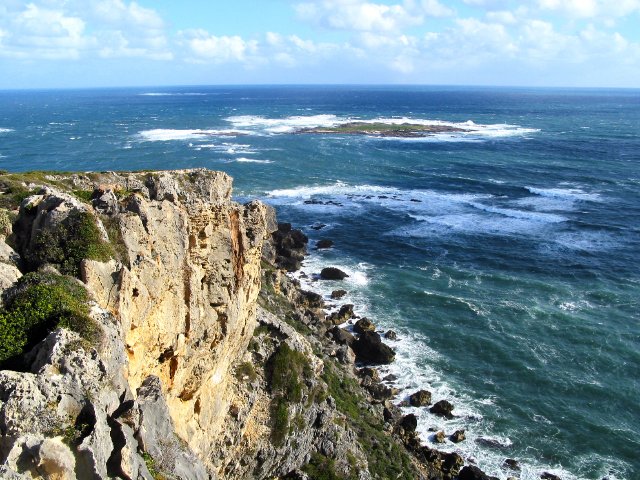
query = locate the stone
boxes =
[383,330,398,340]
[320,267,349,280]
[399,414,418,432]
[459,465,492,480]
[315,239,334,249]
[353,317,376,334]
[336,345,356,365]
[356,367,380,382]
[503,459,520,471]
[450,429,466,443]
[352,331,396,364]
[365,382,398,401]
[330,289,347,299]
[430,399,454,418]
[434,431,446,443]
[408,389,432,407]
[330,326,355,346]
[541,473,562,480]
[326,304,355,324]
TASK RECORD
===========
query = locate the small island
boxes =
[297,121,468,137]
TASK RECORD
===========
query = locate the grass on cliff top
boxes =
[0,271,102,369]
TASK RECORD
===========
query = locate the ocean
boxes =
[1,86,638,479]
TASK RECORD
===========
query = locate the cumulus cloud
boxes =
[179,30,257,63]
[0,0,171,60]
[537,0,640,18]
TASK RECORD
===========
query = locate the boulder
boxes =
[353,317,376,334]
[315,239,334,249]
[352,331,396,364]
[384,330,398,340]
[330,326,355,346]
[365,382,398,401]
[399,414,417,432]
[320,267,349,280]
[434,431,445,443]
[429,399,454,418]
[503,459,520,471]
[541,473,562,480]
[330,289,347,299]
[356,367,380,382]
[408,389,432,407]
[450,429,466,443]
[459,465,491,480]
[326,304,355,324]
[272,223,308,272]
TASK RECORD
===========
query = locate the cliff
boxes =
[0,169,476,480]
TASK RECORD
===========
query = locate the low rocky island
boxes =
[0,169,534,479]
[297,121,467,137]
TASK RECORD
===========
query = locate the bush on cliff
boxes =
[29,210,113,277]
[0,272,101,368]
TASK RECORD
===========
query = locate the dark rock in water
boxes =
[541,473,562,480]
[384,330,398,340]
[326,304,355,324]
[429,399,454,418]
[408,389,432,407]
[310,223,326,230]
[382,374,398,382]
[434,430,445,443]
[399,414,417,432]
[503,459,520,471]
[476,437,509,449]
[315,239,334,249]
[352,331,396,364]
[330,326,355,346]
[297,290,324,310]
[320,267,349,280]
[450,429,466,443]
[356,367,380,385]
[459,465,492,480]
[410,198,422,203]
[353,317,376,334]
[330,289,347,299]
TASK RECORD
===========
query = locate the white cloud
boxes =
[295,0,423,32]
[181,30,256,63]
[537,0,640,18]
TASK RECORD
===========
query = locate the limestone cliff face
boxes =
[79,170,276,464]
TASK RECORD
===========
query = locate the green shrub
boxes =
[72,189,94,203]
[29,210,113,277]
[235,361,257,382]
[0,272,101,368]
[268,343,311,403]
[271,398,289,446]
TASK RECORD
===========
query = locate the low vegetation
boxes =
[0,272,102,368]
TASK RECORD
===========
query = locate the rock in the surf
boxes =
[429,399,454,418]
[320,267,349,280]
[352,331,396,364]
[316,239,334,249]
[384,330,398,340]
[408,389,432,407]
[353,317,375,334]
[450,429,466,443]
[330,289,347,299]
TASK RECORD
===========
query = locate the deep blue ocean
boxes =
[1,86,638,479]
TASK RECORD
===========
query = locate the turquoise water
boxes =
[1,86,639,479]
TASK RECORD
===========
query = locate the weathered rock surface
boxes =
[353,317,376,334]
[430,399,454,418]
[408,389,432,407]
[352,331,396,364]
[320,267,349,280]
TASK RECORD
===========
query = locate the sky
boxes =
[1,0,639,89]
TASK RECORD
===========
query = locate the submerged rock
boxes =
[383,330,398,340]
[450,429,466,443]
[503,459,520,471]
[315,239,334,249]
[320,267,349,280]
[541,473,562,480]
[330,289,347,299]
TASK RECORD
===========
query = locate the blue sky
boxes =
[1,0,639,88]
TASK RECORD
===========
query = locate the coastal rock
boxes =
[356,367,380,382]
[272,223,308,272]
[326,304,355,324]
[434,431,445,443]
[320,267,349,280]
[541,473,562,480]
[352,331,396,364]
[450,429,466,443]
[315,239,334,249]
[365,382,398,401]
[399,414,418,432]
[384,330,398,340]
[330,326,355,346]
[409,389,432,407]
[353,317,376,334]
[459,465,492,480]
[330,289,347,299]
[503,459,520,471]
[430,400,454,418]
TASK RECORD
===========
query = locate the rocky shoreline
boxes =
[0,168,563,480]
[271,223,566,480]
[296,122,467,138]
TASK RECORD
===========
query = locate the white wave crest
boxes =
[525,186,601,202]
[0,128,14,133]
[139,92,207,96]
[137,129,246,142]
[235,158,273,164]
